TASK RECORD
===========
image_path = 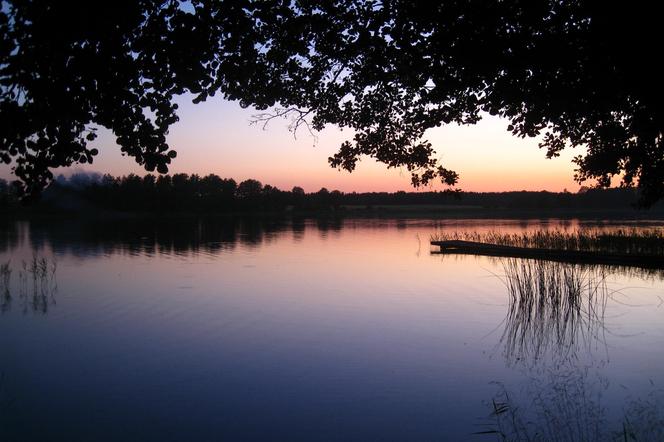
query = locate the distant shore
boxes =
[3,173,664,220]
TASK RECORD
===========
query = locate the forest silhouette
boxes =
[1,172,658,214]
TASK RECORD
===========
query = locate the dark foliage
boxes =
[1,2,662,203]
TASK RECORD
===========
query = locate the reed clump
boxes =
[479,368,664,442]
[431,229,664,256]
[1,256,57,314]
[20,256,58,313]
[1,261,11,312]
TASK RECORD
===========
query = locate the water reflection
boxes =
[1,216,344,258]
[0,262,10,313]
[5,216,664,262]
[482,257,663,441]
[480,367,664,441]
[499,258,609,369]
[1,217,663,441]
[480,367,608,441]
[0,257,57,314]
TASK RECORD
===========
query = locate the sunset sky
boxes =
[0,95,584,193]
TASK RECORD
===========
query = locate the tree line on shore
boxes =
[0,172,659,213]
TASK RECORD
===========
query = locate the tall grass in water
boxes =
[479,369,664,442]
[476,259,664,441]
[1,256,58,314]
[0,261,10,312]
[499,258,608,368]
[21,256,57,314]
[431,229,664,255]
[478,370,607,442]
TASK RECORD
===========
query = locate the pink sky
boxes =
[0,95,583,193]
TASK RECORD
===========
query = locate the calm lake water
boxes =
[1,217,664,441]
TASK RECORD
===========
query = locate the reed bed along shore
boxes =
[431,229,664,256]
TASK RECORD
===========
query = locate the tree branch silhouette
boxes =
[1,2,662,204]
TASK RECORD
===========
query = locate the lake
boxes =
[1,216,664,441]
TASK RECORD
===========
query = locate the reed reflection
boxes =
[498,258,609,369]
[1,262,10,313]
[0,256,57,314]
[480,366,664,441]
[479,258,664,440]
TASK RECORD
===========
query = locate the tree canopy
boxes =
[1,1,662,203]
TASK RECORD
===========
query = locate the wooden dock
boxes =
[430,240,664,269]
